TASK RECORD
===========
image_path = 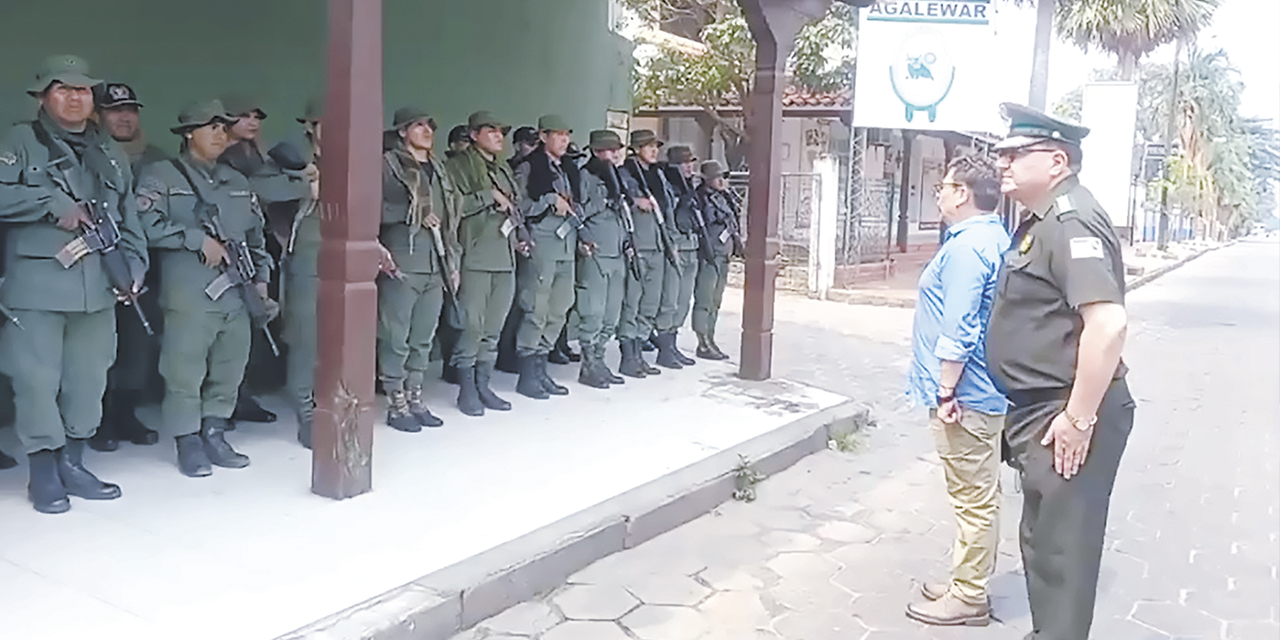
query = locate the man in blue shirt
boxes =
[904,155,1010,626]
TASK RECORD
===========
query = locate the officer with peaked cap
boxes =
[91,82,168,453]
[378,107,461,431]
[135,100,274,478]
[0,55,149,513]
[984,102,1134,640]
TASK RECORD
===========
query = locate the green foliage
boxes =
[1055,0,1220,77]
[732,454,764,502]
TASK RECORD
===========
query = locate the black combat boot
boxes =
[175,434,213,477]
[618,339,648,379]
[641,335,656,352]
[442,362,460,385]
[112,390,159,445]
[670,331,696,366]
[0,448,17,470]
[549,328,579,364]
[456,366,485,417]
[28,449,70,514]
[578,346,610,389]
[59,438,122,500]
[696,333,729,361]
[476,361,512,411]
[406,382,444,428]
[539,354,569,396]
[296,394,315,450]
[386,387,423,433]
[88,416,120,452]
[596,343,624,385]
[706,334,730,360]
[654,332,684,369]
[517,355,551,400]
[201,417,250,468]
[231,392,277,425]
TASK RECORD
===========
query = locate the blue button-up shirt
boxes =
[906,213,1011,415]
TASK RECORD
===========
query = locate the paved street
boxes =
[452,239,1280,640]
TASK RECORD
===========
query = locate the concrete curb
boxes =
[276,400,862,640]
[1125,242,1227,291]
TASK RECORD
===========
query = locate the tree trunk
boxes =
[1118,50,1138,81]
[1027,0,1054,109]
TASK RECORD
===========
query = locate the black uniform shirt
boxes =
[985,176,1128,395]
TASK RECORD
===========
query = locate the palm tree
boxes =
[1056,0,1220,80]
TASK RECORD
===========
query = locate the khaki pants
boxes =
[929,409,1004,604]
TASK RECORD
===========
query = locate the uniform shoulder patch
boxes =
[1069,236,1104,260]
[135,176,166,212]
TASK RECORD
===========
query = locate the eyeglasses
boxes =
[996,147,1057,161]
[932,181,963,196]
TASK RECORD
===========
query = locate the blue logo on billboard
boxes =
[889,28,955,123]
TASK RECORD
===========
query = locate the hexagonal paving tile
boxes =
[860,509,938,536]
[697,590,774,632]
[540,620,633,640]
[772,609,869,640]
[765,552,842,582]
[698,565,766,591]
[620,604,709,640]
[552,584,640,621]
[1184,585,1277,622]
[815,520,881,544]
[761,530,824,552]
[1224,620,1280,640]
[1131,601,1223,638]
[626,574,712,606]
[479,601,560,636]
[767,579,856,613]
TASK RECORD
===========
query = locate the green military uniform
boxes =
[657,146,701,366]
[511,114,579,399]
[94,81,166,451]
[137,101,273,477]
[574,130,630,389]
[984,104,1134,640]
[379,107,460,430]
[277,122,321,447]
[0,55,148,512]
[617,131,671,377]
[443,111,520,416]
[692,160,740,360]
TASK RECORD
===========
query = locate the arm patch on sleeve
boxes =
[1069,236,1104,260]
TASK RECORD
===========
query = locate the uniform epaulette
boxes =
[1054,193,1079,220]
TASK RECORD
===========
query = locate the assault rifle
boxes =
[57,200,154,335]
[488,174,534,257]
[202,208,280,357]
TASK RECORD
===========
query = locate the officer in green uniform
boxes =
[444,111,527,417]
[0,55,149,513]
[658,145,701,366]
[136,100,274,478]
[692,160,743,360]
[92,81,166,451]
[617,130,671,378]
[263,99,323,449]
[379,107,461,430]
[510,115,582,400]
[984,103,1134,640]
[218,93,285,425]
[575,130,631,389]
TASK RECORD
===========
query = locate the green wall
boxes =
[0,0,633,155]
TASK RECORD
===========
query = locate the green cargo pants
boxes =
[692,254,729,337]
[378,271,444,389]
[619,250,665,341]
[516,251,575,358]
[453,269,515,368]
[159,307,251,437]
[657,249,696,333]
[282,256,318,416]
[0,308,116,453]
[575,255,625,351]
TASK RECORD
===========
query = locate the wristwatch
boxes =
[936,386,956,404]
[1063,409,1097,431]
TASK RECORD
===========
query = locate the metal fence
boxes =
[837,128,894,266]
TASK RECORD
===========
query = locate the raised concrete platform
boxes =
[0,341,852,640]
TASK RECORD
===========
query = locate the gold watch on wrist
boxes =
[1063,410,1097,431]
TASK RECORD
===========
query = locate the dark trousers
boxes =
[1005,378,1135,640]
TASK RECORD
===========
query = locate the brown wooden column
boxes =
[313,0,383,499]
[737,0,832,381]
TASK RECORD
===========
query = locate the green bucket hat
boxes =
[699,159,726,180]
[222,93,267,120]
[297,98,323,123]
[537,114,572,134]
[387,106,436,133]
[28,55,101,95]
[629,129,663,149]
[588,130,623,151]
[170,100,235,134]
[666,145,696,164]
[468,110,511,134]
